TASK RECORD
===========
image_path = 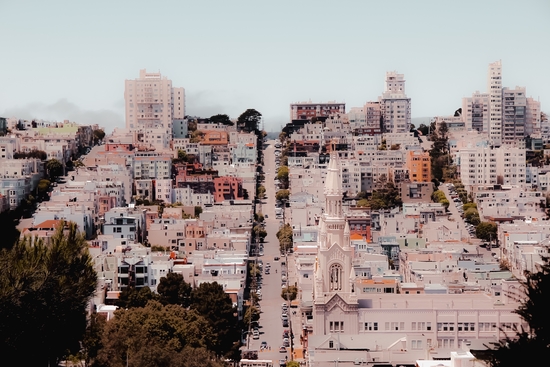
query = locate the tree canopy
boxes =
[157,273,192,307]
[475,221,497,242]
[93,300,225,367]
[46,158,63,180]
[429,121,450,181]
[237,109,262,133]
[277,224,293,253]
[477,257,550,366]
[276,189,290,201]
[93,129,105,145]
[210,114,234,126]
[356,175,402,210]
[189,282,241,359]
[0,221,97,366]
[281,285,298,302]
[277,166,289,189]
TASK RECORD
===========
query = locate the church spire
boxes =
[325,140,343,197]
[325,140,343,218]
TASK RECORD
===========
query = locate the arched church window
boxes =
[329,263,343,291]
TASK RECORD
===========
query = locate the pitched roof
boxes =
[34,219,62,229]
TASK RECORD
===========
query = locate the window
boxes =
[329,321,344,333]
[329,264,343,291]
[411,340,422,350]
[364,322,378,331]
[437,322,454,331]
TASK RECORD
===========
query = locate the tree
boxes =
[46,158,63,180]
[277,224,293,253]
[463,202,477,211]
[115,286,159,309]
[13,149,47,160]
[92,129,105,145]
[81,312,107,366]
[210,114,234,126]
[157,273,192,307]
[417,124,430,136]
[243,305,260,328]
[430,121,450,181]
[277,166,289,189]
[281,285,298,302]
[254,225,267,243]
[190,130,204,143]
[237,109,262,133]
[477,257,550,367]
[257,185,266,199]
[194,206,203,218]
[177,149,189,162]
[37,178,51,201]
[476,221,497,242]
[255,212,264,222]
[390,144,401,150]
[276,189,290,201]
[464,207,480,222]
[356,198,370,207]
[0,221,97,366]
[189,282,240,358]
[94,301,224,367]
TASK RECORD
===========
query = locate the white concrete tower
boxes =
[488,61,503,147]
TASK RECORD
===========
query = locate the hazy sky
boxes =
[1,0,549,132]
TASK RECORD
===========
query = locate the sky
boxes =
[1,0,549,133]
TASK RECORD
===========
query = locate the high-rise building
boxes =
[502,86,526,144]
[124,69,185,133]
[379,71,411,133]
[461,61,541,145]
[462,91,489,132]
[488,61,503,147]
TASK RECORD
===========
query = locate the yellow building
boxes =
[406,150,431,182]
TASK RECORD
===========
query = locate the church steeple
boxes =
[325,141,343,218]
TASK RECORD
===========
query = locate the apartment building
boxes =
[406,150,431,182]
[133,151,171,180]
[290,101,345,121]
[488,60,503,147]
[462,91,490,132]
[0,158,43,209]
[458,147,497,187]
[379,71,411,133]
[124,69,185,132]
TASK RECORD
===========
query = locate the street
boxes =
[245,141,303,364]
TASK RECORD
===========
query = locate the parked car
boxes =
[279,346,287,353]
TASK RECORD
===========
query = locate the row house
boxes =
[33,202,94,239]
[0,158,43,209]
[103,207,147,243]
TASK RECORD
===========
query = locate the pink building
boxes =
[124,69,185,131]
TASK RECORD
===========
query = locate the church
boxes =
[307,148,523,366]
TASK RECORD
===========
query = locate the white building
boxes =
[488,61,503,147]
[124,69,185,132]
[306,147,523,366]
[380,71,411,133]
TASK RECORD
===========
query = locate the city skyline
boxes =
[1,0,549,132]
